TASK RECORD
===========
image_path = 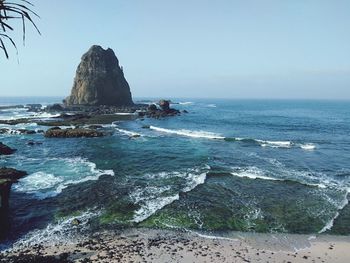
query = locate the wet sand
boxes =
[1,228,350,262]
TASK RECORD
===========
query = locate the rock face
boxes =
[65,45,133,106]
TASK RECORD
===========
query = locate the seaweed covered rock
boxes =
[44,127,104,138]
[65,45,133,106]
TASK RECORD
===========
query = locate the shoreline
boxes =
[1,228,350,262]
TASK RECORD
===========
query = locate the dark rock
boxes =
[27,140,43,146]
[45,128,104,138]
[46,103,64,111]
[26,104,42,112]
[148,104,158,112]
[143,99,181,118]
[17,129,36,135]
[142,125,150,129]
[0,143,16,155]
[0,128,37,135]
[159,100,170,111]
[0,167,27,210]
[65,45,134,106]
[71,218,81,226]
[183,110,189,113]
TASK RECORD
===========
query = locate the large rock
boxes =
[0,167,27,210]
[65,45,133,106]
[44,127,104,138]
[0,167,27,239]
[159,100,170,111]
[0,142,16,155]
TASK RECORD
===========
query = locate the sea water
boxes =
[0,97,349,247]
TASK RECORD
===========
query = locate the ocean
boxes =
[0,97,349,248]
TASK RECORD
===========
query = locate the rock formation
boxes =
[0,168,27,211]
[0,142,16,155]
[65,45,133,106]
[44,127,104,138]
[0,167,27,239]
[140,100,181,118]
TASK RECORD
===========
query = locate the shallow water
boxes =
[1,97,350,247]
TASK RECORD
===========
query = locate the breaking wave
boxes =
[149,126,225,139]
[149,125,316,150]
[13,157,115,199]
[130,166,208,223]
[11,210,100,250]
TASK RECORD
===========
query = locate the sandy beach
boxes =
[1,228,349,262]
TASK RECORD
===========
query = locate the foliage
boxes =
[0,0,40,58]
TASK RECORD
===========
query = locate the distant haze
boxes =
[1,0,350,99]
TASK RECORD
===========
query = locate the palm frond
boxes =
[0,0,40,59]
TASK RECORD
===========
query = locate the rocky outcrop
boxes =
[159,99,170,111]
[0,167,27,239]
[0,168,27,211]
[65,45,133,106]
[140,100,181,118]
[44,127,104,138]
[0,142,16,155]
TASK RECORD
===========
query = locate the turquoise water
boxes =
[1,97,350,247]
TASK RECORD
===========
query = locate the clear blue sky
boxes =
[1,0,350,99]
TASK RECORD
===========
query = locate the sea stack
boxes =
[65,45,133,106]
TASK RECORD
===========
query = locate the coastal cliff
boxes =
[65,45,133,106]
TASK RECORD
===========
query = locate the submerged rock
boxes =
[0,142,16,155]
[45,127,104,138]
[65,45,133,106]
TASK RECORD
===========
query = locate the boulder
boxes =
[65,45,134,106]
[159,100,170,111]
[148,104,158,112]
[0,142,16,155]
[45,128,104,138]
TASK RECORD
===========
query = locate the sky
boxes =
[0,0,350,99]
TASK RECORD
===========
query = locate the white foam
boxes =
[206,104,217,108]
[115,128,141,137]
[230,167,282,181]
[149,126,225,140]
[187,229,239,241]
[318,188,350,233]
[229,166,331,189]
[178,101,193,105]
[300,144,316,150]
[131,167,208,223]
[257,140,292,148]
[13,172,63,192]
[11,210,100,249]
[114,112,136,116]
[13,157,114,199]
